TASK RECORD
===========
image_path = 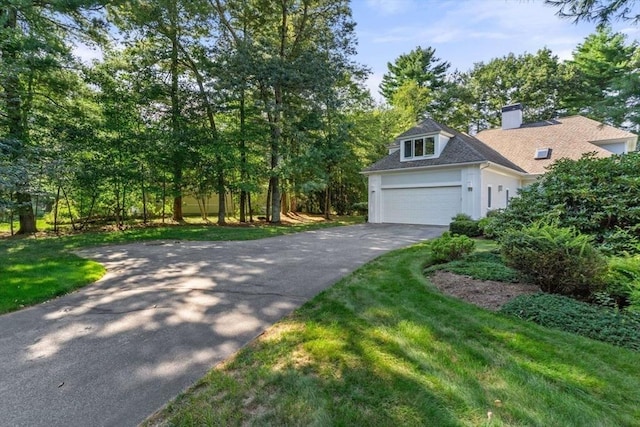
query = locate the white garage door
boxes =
[381,186,462,225]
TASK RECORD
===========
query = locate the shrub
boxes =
[425,251,519,282]
[449,219,481,237]
[605,256,640,312]
[488,153,640,246]
[451,213,473,221]
[430,232,475,263]
[500,293,640,352]
[598,226,640,256]
[500,222,607,297]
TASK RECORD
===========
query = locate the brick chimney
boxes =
[501,103,522,130]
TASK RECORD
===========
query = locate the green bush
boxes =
[500,222,607,297]
[451,213,473,221]
[487,153,640,249]
[479,209,512,239]
[605,256,640,312]
[429,232,475,263]
[500,293,640,352]
[449,218,481,237]
[425,251,519,282]
[599,226,640,256]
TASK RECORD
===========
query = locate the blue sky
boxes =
[351,0,639,100]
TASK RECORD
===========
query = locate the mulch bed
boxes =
[429,271,540,311]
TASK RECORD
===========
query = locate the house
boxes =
[477,105,637,185]
[363,104,637,226]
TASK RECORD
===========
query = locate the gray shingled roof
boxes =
[364,119,526,173]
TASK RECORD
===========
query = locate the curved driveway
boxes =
[0,224,444,426]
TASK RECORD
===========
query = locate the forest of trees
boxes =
[1,1,639,234]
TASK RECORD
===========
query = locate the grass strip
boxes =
[145,242,640,426]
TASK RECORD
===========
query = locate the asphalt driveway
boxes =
[0,224,444,426]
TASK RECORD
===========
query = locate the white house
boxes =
[363,104,637,226]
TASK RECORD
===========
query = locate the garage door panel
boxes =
[381,186,461,225]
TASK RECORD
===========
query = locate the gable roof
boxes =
[364,119,526,173]
[476,115,637,175]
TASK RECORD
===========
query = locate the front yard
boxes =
[0,217,361,314]
[145,241,640,426]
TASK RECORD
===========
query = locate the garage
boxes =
[380,186,462,225]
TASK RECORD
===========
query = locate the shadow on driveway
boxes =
[0,224,445,426]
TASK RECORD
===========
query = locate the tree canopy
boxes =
[545,0,640,24]
[379,46,450,107]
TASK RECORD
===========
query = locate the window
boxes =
[404,140,413,158]
[425,137,435,155]
[402,136,436,160]
[506,189,510,206]
[488,186,492,208]
[535,148,552,159]
[414,138,424,157]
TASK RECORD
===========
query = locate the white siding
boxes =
[598,141,627,155]
[381,169,460,187]
[480,167,522,215]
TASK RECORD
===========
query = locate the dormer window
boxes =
[402,136,436,160]
[534,148,552,160]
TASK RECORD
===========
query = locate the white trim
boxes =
[363,161,526,177]
[401,134,438,161]
[362,161,485,176]
[381,182,461,190]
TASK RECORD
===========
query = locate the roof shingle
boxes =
[476,116,637,174]
[364,119,525,173]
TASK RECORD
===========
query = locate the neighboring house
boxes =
[363,104,637,226]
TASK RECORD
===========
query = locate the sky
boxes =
[351,0,640,100]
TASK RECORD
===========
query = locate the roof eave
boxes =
[361,161,486,175]
[485,161,528,176]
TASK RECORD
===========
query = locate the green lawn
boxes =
[0,217,361,314]
[145,242,640,426]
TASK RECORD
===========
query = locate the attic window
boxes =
[534,148,552,160]
[402,136,436,160]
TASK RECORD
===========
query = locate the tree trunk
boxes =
[141,165,148,224]
[169,2,183,222]
[162,176,166,224]
[16,193,37,234]
[324,186,331,220]
[239,90,247,223]
[173,194,183,221]
[3,8,37,235]
[62,187,77,231]
[248,193,253,223]
[53,185,61,233]
[266,179,272,222]
[240,191,246,223]
[172,162,183,221]
[217,171,226,225]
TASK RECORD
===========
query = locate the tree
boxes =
[563,26,638,127]
[112,0,229,223]
[0,1,108,234]
[380,46,450,105]
[459,49,570,132]
[546,0,640,24]
[215,0,361,223]
[389,80,431,128]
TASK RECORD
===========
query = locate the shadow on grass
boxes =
[150,244,640,426]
